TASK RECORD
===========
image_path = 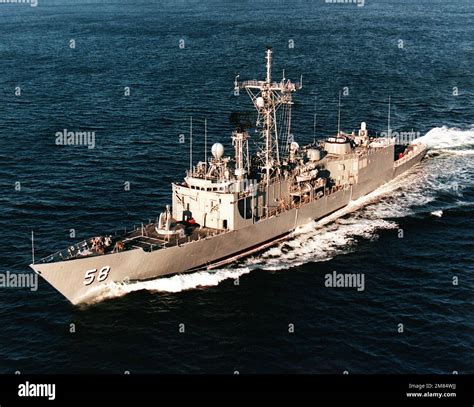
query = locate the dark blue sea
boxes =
[0,0,473,374]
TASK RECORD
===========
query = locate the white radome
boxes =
[361,121,367,131]
[256,97,265,108]
[307,148,321,161]
[290,141,299,151]
[211,143,224,159]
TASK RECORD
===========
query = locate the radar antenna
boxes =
[387,95,391,138]
[337,91,342,136]
[204,118,208,179]
[189,116,193,173]
[313,96,317,144]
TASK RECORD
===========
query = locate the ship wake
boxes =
[83,125,474,305]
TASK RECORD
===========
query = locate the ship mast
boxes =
[234,48,302,185]
[387,95,391,137]
[313,96,317,144]
[264,49,273,184]
[204,118,208,179]
[337,91,342,136]
[232,129,250,180]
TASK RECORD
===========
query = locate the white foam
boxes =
[258,217,398,271]
[438,149,474,157]
[83,266,252,305]
[415,125,474,149]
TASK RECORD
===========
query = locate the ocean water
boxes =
[0,0,473,374]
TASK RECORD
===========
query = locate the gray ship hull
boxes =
[30,146,427,305]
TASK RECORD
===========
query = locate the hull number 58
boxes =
[83,266,111,286]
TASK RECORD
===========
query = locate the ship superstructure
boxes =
[30,49,427,305]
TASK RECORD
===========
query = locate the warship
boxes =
[30,49,427,305]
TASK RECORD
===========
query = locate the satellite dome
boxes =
[211,143,224,159]
[290,141,299,151]
[361,122,367,131]
[307,148,321,161]
[256,97,265,109]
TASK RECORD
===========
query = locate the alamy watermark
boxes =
[0,0,38,7]
[380,130,421,144]
[0,271,38,291]
[325,271,365,291]
[55,129,96,149]
[18,382,55,401]
[325,0,365,7]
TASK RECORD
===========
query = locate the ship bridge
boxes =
[172,131,255,231]
[172,49,302,231]
[184,176,233,193]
